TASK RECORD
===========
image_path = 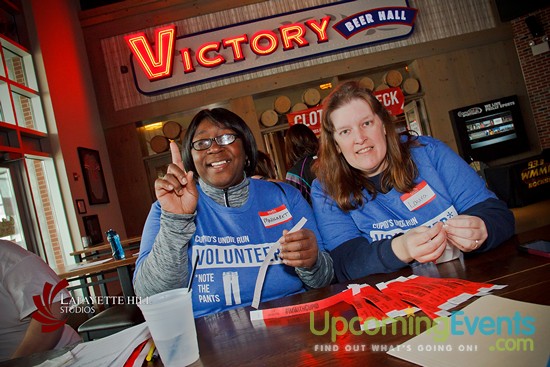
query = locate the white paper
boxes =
[251,217,307,309]
[69,322,150,366]
[387,295,550,367]
[35,351,75,367]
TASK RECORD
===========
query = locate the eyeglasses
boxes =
[191,134,239,151]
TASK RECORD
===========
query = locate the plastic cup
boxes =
[138,289,199,366]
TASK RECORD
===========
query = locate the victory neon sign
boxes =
[124,26,176,81]
[124,17,330,81]
[121,1,417,94]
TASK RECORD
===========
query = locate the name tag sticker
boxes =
[259,204,293,228]
[400,181,436,211]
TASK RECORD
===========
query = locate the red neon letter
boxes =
[196,42,225,68]
[250,30,278,55]
[223,35,248,61]
[306,16,331,43]
[279,23,309,50]
[180,48,195,73]
[124,25,176,80]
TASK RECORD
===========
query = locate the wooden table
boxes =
[176,225,550,367]
[70,236,141,262]
[55,256,137,299]
[5,226,549,367]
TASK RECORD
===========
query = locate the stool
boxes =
[78,304,145,341]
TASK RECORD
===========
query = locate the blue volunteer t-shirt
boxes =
[312,136,498,251]
[138,179,323,317]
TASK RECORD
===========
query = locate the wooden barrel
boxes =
[402,78,420,95]
[384,70,403,87]
[302,88,321,107]
[260,109,278,127]
[162,121,181,140]
[291,102,308,112]
[150,135,169,153]
[374,83,389,91]
[274,96,292,114]
[358,77,375,91]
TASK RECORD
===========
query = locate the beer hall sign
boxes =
[124,1,417,95]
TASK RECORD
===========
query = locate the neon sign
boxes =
[124,26,176,80]
[125,18,330,76]
[123,1,417,95]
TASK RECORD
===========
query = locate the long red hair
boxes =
[314,81,419,211]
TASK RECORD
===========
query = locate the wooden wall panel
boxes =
[413,39,539,164]
[229,96,265,152]
[104,123,152,237]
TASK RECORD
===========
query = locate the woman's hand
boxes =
[392,222,447,263]
[445,215,488,252]
[279,228,319,268]
[154,142,199,215]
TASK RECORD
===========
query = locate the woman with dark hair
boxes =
[284,124,319,204]
[135,108,333,317]
[311,81,514,282]
[253,150,278,180]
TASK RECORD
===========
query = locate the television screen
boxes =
[449,95,528,163]
[465,110,516,149]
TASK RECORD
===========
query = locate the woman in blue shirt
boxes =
[311,81,514,282]
[134,108,333,317]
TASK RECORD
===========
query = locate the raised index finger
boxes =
[170,141,185,171]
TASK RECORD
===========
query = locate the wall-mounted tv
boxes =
[449,95,528,163]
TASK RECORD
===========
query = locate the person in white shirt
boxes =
[0,240,81,361]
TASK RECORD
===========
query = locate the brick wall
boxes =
[13,56,63,267]
[33,157,64,268]
[511,7,550,149]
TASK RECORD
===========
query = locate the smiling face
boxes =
[331,98,388,177]
[191,118,246,189]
